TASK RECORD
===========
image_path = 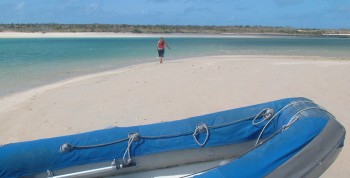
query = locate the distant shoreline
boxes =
[1,32,349,38]
[1,24,349,37]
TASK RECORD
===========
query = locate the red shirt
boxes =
[158,40,165,49]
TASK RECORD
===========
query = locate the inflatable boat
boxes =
[0,97,346,178]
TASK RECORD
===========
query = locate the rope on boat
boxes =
[59,104,279,154]
[193,124,210,147]
[254,100,317,146]
[283,106,335,130]
[123,133,139,165]
[252,108,275,126]
[182,101,332,178]
[59,100,320,153]
[60,113,263,153]
[59,99,327,175]
[60,101,319,152]
[60,138,129,153]
[55,99,335,178]
[255,102,333,147]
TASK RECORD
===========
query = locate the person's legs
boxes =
[158,49,164,64]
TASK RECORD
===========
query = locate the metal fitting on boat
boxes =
[60,143,74,153]
[47,169,54,177]
[196,124,208,133]
[263,108,275,120]
[112,159,136,169]
[128,132,140,142]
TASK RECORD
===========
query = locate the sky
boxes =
[0,0,349,29]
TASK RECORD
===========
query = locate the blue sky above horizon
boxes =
[0,0,349,29]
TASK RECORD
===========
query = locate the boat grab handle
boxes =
[193,124,210,147]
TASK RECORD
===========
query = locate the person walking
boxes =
[157,37,171,64]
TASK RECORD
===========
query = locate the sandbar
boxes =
[0,55,349,177]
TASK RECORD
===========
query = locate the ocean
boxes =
[1,36,349,97]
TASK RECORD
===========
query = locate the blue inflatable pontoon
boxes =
[0,97,346,178]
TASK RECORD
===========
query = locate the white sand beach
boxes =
[0,55,349,177]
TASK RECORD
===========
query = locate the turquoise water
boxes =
[1,36,349,97]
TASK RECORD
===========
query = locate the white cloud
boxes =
[14,2,25,11]
[86,3,99,13]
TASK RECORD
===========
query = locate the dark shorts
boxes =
[158,48,165,57]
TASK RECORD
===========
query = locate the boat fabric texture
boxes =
[196,117,327,178]
[0,97,339,177]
